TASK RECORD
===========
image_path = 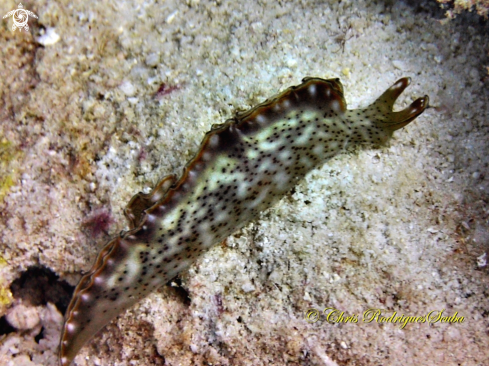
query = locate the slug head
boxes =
[345,77,429,145]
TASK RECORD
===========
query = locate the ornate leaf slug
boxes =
[59,76,428,365]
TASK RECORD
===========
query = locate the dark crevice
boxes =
[0,315,15,336]
[167,277,191,306]
[10,266,74,315]
[34,326,44,343]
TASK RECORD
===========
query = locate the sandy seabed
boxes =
[0,0,488,365]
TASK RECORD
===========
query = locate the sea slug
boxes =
[59,76,428,365]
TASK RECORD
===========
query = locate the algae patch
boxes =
[0,256,13,313]
[0,139,22,202]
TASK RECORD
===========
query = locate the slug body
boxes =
[60,77,428,365]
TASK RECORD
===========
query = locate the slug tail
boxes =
[59,233,159,366]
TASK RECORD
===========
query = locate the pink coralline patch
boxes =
[213,293,224,316]
[82,208,114,237]
[138,147,147,162]
[154,83,180,99]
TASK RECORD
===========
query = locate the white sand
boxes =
[1,0,488,365]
